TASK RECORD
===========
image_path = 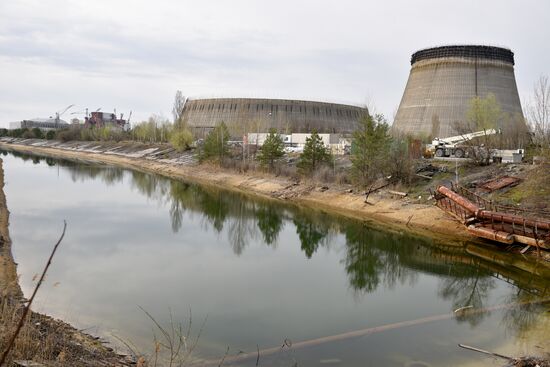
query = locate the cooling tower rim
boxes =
[411,45,514,66]
[185,97,368,110]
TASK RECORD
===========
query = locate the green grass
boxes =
[500,168,550,206]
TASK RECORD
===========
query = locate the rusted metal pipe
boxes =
[513,234,549,249]
[467,225,514,245]
[477,210,550,230]
[436,186,480,214]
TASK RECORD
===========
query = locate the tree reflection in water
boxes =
[7,150,549,329]
[343,222,419,293]
[294,215,329,258]
[437,268,495,326]
[256,206,283,246]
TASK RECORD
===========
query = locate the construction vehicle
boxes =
[429,129,498,158]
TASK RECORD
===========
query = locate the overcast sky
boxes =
[1,0,549,126]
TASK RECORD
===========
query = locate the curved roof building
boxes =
[181,98,368,137]
[392,45,527,139]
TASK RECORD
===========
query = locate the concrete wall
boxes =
[393,52,527,140]
[182,98,368,137]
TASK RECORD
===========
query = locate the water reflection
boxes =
[2,150,549,361]
[5,151,550,301]
[438,269,495,326]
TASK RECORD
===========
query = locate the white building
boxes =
[9,118,69,130]
[247,133,350,154]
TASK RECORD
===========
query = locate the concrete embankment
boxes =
[0,137,472,245]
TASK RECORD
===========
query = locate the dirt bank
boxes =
[0,138,472,245]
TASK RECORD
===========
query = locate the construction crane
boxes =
[123,111,132,131]
[430,129,498,158]
[71,108,89,118]
[52,104,75,128]
[55,104,74,119]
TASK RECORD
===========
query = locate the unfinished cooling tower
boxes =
[392,45,527,139]
[182,98,368,137]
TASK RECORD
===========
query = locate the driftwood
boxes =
[13,362,47,367]
[458,344,550,367]
[458,344,513,361]
[364,183,390,203]
[387,190,408,197]
[416,173,433,180]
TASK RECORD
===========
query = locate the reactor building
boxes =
[181,98,368,137]
[392,45,527,139]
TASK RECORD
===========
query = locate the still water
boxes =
[2,151,549,366]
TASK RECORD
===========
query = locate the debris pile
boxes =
[478,175,522,193]
[415,163,447,179]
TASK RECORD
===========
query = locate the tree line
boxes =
[3,76,549,186]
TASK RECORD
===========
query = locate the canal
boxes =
[2,150,549,366]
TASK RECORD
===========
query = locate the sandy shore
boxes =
[0,140,472,245]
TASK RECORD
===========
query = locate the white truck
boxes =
[430,129,498,158]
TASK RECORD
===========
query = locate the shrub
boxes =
[31,128,44,139]
[45,130,56,140]
[21,130,35,139]
[200,122,230,163]
[56,127,81,142]
[170,129,193,151]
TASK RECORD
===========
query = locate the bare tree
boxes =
[527,75,550,150]
[453,93,502,165]
[172,90,187,129]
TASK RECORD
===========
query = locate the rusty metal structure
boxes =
[434,184,550,250]
[478,176,521,193]
[85,112,127,129]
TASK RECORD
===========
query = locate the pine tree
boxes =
[201,121,230,163]
[297,131,332,174]
[256,129,285,170]
[351,114,391,188]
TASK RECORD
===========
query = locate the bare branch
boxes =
[0,221,67,366]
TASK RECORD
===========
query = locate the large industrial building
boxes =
[9,118,69,130]
[392,45,528,139]
[181,98,368,137]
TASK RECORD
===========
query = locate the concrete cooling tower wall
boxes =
[392,45,527,139]
[181,98,368,137]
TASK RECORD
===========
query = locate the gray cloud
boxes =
[0,0,549,125]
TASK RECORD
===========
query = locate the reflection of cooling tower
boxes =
[393,45,527,138]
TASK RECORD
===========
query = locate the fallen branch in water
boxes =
[458,344,514,361]
[0,221,67,366]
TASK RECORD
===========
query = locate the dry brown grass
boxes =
[0,296,130,366]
